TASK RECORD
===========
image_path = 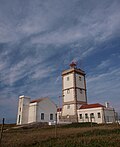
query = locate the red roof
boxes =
[30,98,48,103]
[80,103,104,109]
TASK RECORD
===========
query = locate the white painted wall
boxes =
[17,96,30,125]
[76,74,85,89]
[17,97,23,125]
[77,107,116,124]
[57,111,62,122]
[36,98,57,123]
[28,102,37,123]
[62,73,76,117]
[62,71,87,118]
[104,108,115,123]
[76,89,86,102]
[77,107,104,124]
[63,89,74,102]
[63,73,74,89]
[17,97,57,125]
[62,104,76,116]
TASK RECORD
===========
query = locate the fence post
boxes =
[0,118,5,146]
[90,117,92,127]
[116,113,119,127]
[55,113,57,138]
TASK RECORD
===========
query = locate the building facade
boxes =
[77,103,116,124]
[58,62,116,124]
[17,63,116,125]
[17,96,57,125]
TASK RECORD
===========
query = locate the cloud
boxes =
[81,47,95,58]
[0,0,120,45]
[96,59,111,69]
[0,0,120,122]
[87,67,120,112]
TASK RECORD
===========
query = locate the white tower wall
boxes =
[75,74,85,88]
[28,102,37,123]
[63,73,74,89]
[62,104,76,116]
[17,95,30,125]
[61,63,87,122]
[63,89,74,102]
[76,89,86,102]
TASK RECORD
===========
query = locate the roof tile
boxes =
[30,98,48,103]
[80,103,104,109]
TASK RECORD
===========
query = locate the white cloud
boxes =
[31,66,56,80]
[81,47,95,58]
[0,48,58,86]
[0,0,119,46]
[96,59,111,69]
[87,68,120,106]
[0,0,120,122]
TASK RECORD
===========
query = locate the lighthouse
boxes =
[61,62,87,122]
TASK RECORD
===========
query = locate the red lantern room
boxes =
[69,62,77,68]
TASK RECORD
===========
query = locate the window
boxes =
[85,113,88,119]
[67,77,69,81]
[79,76,81,81]
[80,114,82,119]
[20,107,21,112]
[67,105,70,109]
[41,113,44,120]
[50,114,53,120]
[67,115,69,118]
[18,115,21,123]
[106,116,109,122]
[90,113,94,118]
[80,89,82,94]
[67,89,70,94]
[98,112,101,118]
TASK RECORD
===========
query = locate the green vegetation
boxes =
[60,122,97,128]
[1,123,120,147]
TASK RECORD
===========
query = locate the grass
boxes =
[1,123,120,147]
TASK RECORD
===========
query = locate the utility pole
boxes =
[0,118,5,146]
[58,96,61,120]
[58,95,64,120]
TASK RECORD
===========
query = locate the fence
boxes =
[0,118,5,146]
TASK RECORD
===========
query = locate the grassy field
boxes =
[1,123,120,147]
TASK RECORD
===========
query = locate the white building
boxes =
[77,103,115,124]
[16,62,116,125]
[17,96,57,125]
[58,62,116,124]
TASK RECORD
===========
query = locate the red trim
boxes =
[30,98,48,103]
[70,62,76,68]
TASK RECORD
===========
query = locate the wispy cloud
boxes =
[87,67,120,111]
[0,0,120,122]
[96,59,111,69]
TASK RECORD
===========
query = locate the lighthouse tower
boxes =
[61,62,87,122]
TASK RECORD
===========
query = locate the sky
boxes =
[0,0,120,123]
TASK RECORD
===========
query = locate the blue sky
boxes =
[0,0,120,123]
